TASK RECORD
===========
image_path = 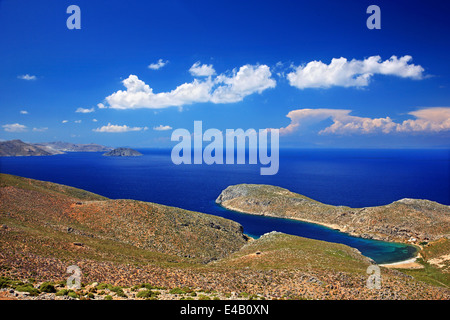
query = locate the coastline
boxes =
[217,202,420,265]
[379,256,424,269]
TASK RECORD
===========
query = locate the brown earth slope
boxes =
[0,174,247,264]
[1,174,449,299]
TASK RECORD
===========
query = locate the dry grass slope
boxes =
[1,174,449,299]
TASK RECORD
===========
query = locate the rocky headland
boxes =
[216,184,450,243]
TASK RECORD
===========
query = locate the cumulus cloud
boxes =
[148,59,168,70]
[395,107,450,133]
[17,74,36,81]
[76,107,95,113]
[105,64,276,109]
[20,110,28,114]
[62,120,69,123]
[93,123,149,133]
[97,103,107,109]
[3,123,27,132]
[189,62,216,77]
[74,120,82,123]
[279,109,351,135]
[287,55,424,89]
[211,64,276,103]
[153,125,173,131]
[279,107,450,135]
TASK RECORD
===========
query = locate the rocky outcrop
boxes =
[216,184,450,243]
[103,148,142,157]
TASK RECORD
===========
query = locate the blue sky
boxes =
[1,0,449,148]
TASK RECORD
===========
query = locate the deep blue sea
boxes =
[1,148,449,264]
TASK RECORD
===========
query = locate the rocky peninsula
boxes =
[216,184,450,243]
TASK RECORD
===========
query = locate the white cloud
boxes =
[74,120,82,123]
[279,107,450,135]
[279,109,351,135]
[106,75,212,109]
[92,119,98,122]
[211,64,276,103]
[189,62,216,77]
[17,74,36,81]
[105,64,276,110]
[93,123,149,133]
[62,120,69,123]
[153,124,172,131]
[32,127,48,132]
[395,107,450,133]
[3,123,27,132]
[76,107,95,113]
[97,103,107,109]
[148,59,168,70]
[287,55,424,89]
[20,110,28,114]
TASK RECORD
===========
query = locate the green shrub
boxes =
[68,291,79,299]
[198,294,211,300]
[96,283,113,290]
[104,295,113,300]
[132,283,165,291]
[56,289,69,296]
[111,286,126,298]
[136,289,160,299]
[169,287,186,295]
[15,285,40,296]
[39,282,56,293]
[0,276,11,288]
[87,293,95,299]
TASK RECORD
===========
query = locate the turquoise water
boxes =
[1,148,447,263]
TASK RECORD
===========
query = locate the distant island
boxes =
[0,140,113,157]
[35,141,113,153]
[103,147,143,157]
[0,139,63,157]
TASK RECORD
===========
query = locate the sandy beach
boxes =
[380,257,423,269]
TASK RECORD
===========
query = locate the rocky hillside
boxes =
[0,174,246,264]
[1,174,449,300]
[0,140,63,157]
[216,184,450,243]
[103,148,142,157]
[34,141,112,152]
